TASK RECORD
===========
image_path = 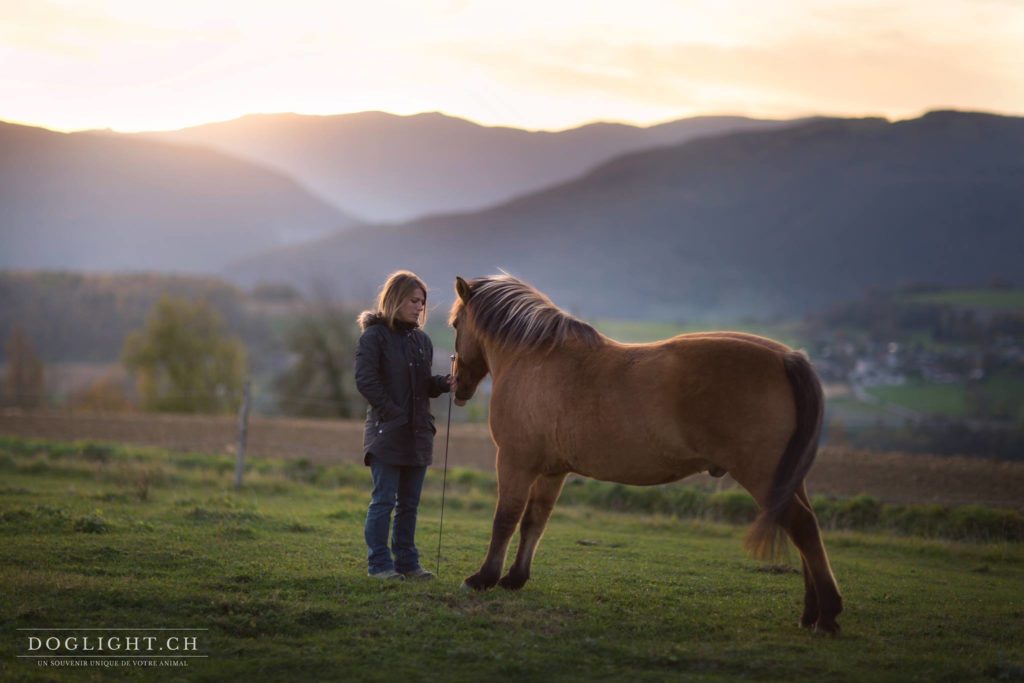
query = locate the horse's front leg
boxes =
[463,454,535,591]
[498,473,567,590]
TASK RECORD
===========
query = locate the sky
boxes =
[2,0,1023,133]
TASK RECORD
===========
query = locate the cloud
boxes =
[437,29,1024,120]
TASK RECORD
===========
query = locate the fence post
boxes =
[234,380,251,489]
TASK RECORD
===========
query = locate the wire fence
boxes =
[3,393,1024,509]
[0,384,499,484]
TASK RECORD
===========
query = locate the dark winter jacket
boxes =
[354,312,450,467]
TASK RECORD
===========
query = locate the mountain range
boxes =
[143,111,799,222]
[226,111,1024,319]
[2,109,1021,320]
[0,121,359,272]
[1,113,791,276]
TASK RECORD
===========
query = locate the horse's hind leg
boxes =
[785,483,843,634]
[499,473,567,590]
[794,487,819,628]
[798,556,817,629]
[463,453,535,591]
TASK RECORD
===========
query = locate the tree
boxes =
[122,296,246,414]
[274,303,356,418]
[70,373,135,412]
[2,327,45,409]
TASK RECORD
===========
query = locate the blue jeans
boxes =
[364,457,428,573]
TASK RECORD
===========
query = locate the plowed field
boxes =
[2,409,1021,510]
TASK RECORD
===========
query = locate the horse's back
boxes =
[611,331,793,391]
[668,330,791,353]
[623,331,796,431]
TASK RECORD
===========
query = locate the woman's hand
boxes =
[446,374,458,393]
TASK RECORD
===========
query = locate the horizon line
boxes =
[3,105,1015,137]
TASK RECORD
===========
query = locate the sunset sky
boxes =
[2,0,1022,133]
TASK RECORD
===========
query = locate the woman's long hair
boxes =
[363,270,429,330]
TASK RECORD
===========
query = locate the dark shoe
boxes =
[368,569,405,580]
[400,567,435,580]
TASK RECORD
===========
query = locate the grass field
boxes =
[2,438,1023,682]
[867,376,1024,420]
[866,382,970,418]
[898,290,1024,310]
[5,410,1024,510]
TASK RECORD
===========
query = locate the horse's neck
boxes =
[483,337,596,382]
[480,338,507,381]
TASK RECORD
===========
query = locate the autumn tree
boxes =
[1,327,45,409]
[122,296,246,414]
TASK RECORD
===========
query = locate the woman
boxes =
[355,271,454,580]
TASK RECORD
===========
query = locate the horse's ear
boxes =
[455,276,472,302]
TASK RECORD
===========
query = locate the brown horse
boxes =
[448,274,843,634]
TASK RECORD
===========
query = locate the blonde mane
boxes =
[450,274,602,351]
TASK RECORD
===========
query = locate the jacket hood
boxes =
[357,311,419,332]
[358,311,385,330]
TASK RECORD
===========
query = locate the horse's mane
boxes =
[449,274,602,351]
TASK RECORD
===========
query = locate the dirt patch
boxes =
[2,409,1021,511]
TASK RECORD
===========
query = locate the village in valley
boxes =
[796,286,1024,458]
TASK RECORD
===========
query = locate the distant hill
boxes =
[0,122,361,272]
[226,111,1024,320]
[144,111,800,222]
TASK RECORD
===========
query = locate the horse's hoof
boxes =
[497,574,528,590]
[799,613,818,629]
[458,581,472,592]
[461,573,496,591]
[812,619,841,636]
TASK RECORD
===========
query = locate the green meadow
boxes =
[898,289,1024,310]
[866,376,1024,421]
[1,437,1022,682]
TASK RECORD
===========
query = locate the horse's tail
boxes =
[744,350,824,561]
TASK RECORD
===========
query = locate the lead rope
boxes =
[436,353,456,576]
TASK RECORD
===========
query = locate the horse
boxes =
[447,274,843,634]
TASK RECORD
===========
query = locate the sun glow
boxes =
[2,0,1022,132]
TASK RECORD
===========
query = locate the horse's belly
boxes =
[585,459,710,486]
[566,438,710,486]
